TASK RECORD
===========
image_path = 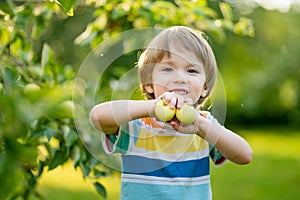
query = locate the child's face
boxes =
[149,48,207,104]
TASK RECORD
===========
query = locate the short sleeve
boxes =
[209,144,227,166]
[102,123,131,154]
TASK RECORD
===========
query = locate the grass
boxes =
[37,126,300,200]
[212,126,300,199]
[37,164,120,200]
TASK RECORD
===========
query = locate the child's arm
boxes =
[170,114,252,165]
[195,116,252,165]
[89,100,156,134]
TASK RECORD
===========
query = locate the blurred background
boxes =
[0,0,299,199]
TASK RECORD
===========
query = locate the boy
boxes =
[90,26,252,200]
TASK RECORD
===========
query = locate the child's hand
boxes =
[168,113,202,134]
[155,92,199,134]
[156,92,192,109]
[157,92,180,109]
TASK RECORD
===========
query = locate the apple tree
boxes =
[0,0,254,199]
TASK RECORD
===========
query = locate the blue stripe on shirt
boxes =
[121,182,211,200]
[122,155,209,178]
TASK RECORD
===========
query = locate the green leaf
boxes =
[32,125,57,142]
[37,161,45,177]
[1,66,19,88]
[72,147,88,169]
[93,168,107,178]
[48,148,69,170]
[41,43,50,73]
[0,25,13,47]
[74,25,97,46]
[94,182,107,199]
[72,146,81,168]
[63,127,78,147]
[4,138,38,168]
[55,0,76,16]
[44,127,57,141]
[219,2,233,21]
[234,17,255,37]
[111,7,127,20]
[79,162,91,177]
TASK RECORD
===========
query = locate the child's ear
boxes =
[144,84,154,93]
[201,84,208,98]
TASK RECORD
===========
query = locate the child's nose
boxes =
[173,70,188,84]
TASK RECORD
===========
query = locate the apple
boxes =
[24,83,41,95]
[154,99,175,122]
[58,100,74,119]
[176,103,197,124]
[23,83,42,102]
[49,100,74,119]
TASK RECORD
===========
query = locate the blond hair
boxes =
[137,26,217,105]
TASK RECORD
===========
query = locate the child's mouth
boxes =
[170,90,188,95]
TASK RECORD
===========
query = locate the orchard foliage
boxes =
[0,0,253,199]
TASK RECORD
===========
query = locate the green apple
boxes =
[23,83,42,102]
[176,103,197,124]
[49,100,74,119]
[154,99,175,122]
[24,83,41,94]
[58,100,74,119]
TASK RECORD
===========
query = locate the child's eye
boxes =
[187,68,199,73]
[162,66,173,72]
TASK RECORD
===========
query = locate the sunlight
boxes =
[38,161,121,200]
[255,0,300,12]
[228,0,300,13]
[241,129,300,159]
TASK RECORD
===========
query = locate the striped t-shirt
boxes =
[103,113,226,200]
